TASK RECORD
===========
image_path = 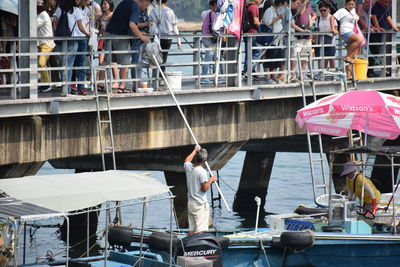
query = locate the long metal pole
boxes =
[139,197,147,258]
[365,0,373,59]
[152,55,231,212]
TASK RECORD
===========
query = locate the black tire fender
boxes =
[280,231,315,250]
[148,231,180,250]
[108,225,133,247]
[321,225,342,232]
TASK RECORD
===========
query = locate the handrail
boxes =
[0,31,398,100]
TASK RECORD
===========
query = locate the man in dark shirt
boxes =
[105,0,150,92]
[243,0,262,75]
[369,0,398,77]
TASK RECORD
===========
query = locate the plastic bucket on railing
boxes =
[164,71,182,90]
[354,58,368,80]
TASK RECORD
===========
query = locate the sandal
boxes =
[97,85,106,92]
[344,58,354,64]
[117,88,132,93]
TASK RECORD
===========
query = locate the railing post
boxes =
[227,36,238,87]
[193,35,201,89]
[246,35,252,87]
[11,42,17,100]
[390,31,396,77]
[62,40,68,95]
[19,0,38,99]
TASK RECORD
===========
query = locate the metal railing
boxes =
[0,31,398,100]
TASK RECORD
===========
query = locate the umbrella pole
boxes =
[360,113,369,210]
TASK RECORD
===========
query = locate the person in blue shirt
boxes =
[105,0,150,93]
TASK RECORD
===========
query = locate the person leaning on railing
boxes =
[314,1,336,70]
[104,0,150,93]
[369,0,399,78]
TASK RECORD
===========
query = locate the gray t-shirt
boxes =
[184,162,208,205]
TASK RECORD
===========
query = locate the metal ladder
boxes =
[342,61,357,92]
[297,52,329,203]
[94,67,116,171]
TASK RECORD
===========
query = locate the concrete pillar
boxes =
[233,152,275,212]
[164,171,188,228]
[0,161,45,178]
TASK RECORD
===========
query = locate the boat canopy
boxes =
[0,197,65,221]
[0,170,171,213]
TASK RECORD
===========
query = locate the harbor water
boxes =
[16,151,319,263]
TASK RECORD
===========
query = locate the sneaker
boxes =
[38,86,52,92]
[288,75,299,83]
[252,75,263,81]
[217,77,226,84]
[265,79,276,84]
[78,88,87,95]
[200,78,212,84]
[274,79,284,84]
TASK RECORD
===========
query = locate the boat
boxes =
[0,170,181,267]
[4,148,400,267]
[98,146,400,267]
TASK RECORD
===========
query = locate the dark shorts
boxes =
[264,46,284,69]
[104,33,131,65]
[315,46,335,57]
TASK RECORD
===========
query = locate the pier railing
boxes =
[0,31,398,100]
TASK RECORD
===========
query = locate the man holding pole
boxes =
[184,145,217,235]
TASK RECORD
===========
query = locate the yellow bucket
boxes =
[354,58,368,80]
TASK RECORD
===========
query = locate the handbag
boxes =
[256,24,273,45]
[353,23,366,47]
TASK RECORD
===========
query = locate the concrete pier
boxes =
[233,152,275,212]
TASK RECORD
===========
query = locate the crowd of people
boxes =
[236,0,398,82]
[0,0,398,96]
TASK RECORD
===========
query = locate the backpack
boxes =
[205,10,218,42]
[54,10,74,37]
[241,2,255,33]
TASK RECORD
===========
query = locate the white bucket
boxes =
[164,71,182,90]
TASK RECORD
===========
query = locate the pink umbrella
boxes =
[296,90,400,140]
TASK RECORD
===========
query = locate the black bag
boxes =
[256,24,273,45]
[54,10,74,37]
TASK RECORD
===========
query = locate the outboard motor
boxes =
[176,233,228,267]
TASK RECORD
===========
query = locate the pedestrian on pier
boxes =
[149,0,182,74]
[105,0,150,93]
[37,0,56,92]
[184,145,217,235]
[331,0,362,79]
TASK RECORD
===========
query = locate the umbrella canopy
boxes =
[296,90,400,140]
[0,0,18,15]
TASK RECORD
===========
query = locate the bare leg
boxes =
[119,67,128,89]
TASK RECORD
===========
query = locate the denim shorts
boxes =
[341,32,353,42]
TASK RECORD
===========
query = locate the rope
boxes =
[259,239,271,267]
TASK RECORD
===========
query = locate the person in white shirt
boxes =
[184,145,217,235]
[53,0,89,95]
[331,0,362,77]
[149,0,182,73]
[37,0,56,92]
[315,2,336,69]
